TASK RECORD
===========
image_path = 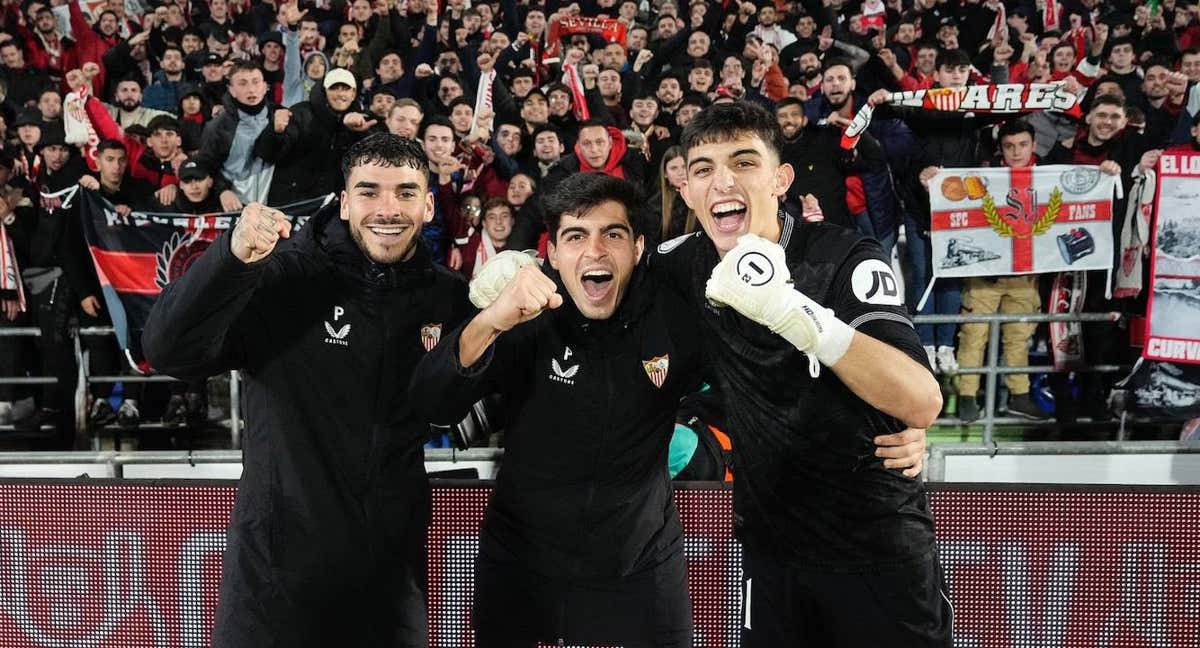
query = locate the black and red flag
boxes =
[65,187,331,372]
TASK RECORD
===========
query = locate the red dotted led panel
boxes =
[0,482,1196,647]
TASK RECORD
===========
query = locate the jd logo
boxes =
[851,259,903,306]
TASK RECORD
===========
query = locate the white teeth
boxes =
[583,270,612,279]
[712,202,746,215]
[368,226,405,234]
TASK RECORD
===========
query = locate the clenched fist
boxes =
[274,108,292,133]
[231,203,292,264]
[478,263,563,332]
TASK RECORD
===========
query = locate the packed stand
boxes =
[0,0,1188,445]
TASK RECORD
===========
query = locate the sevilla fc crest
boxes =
[420,324,442,352]
[642,355,669,388]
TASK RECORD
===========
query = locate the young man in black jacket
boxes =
[143,134,471,647]
[659,102,951,646]
[412,173,701,647]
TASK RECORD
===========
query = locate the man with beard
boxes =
[774,97,886,232]
[20,5,78,80]
[262,68,379,203]
[143,46,197,113]
[145,133,468,647]
[786,50,823,98]
[752,5,797,51]
[105,75,171,129]
[196,61,279,207]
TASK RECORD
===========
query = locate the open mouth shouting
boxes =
[580,267,615,303]
[710,199,749,235]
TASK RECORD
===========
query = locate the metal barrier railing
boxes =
[914,312,1128,445]
[0,311,1181,452]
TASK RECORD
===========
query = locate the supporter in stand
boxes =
[0,0,1193,440]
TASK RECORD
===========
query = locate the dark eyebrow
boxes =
[559,226,588,238]
[602,223,632,234]
[687,156,712,170]
[353,181,379,189]
[731,148,762,159]
[397,182,422,191]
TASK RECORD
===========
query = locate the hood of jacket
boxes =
[573,125,629,177]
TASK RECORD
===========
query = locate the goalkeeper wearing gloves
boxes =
[652,101,953,647]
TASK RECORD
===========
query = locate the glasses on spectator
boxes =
[549,95,570,103]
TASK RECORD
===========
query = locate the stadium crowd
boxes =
[0,0,1189,446]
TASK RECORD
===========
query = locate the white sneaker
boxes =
[924,345,937,371]
[0,402,11,425]
[936,345,959,374]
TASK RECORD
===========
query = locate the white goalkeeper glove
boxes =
[705,234,854,376]
[469,250,541,309]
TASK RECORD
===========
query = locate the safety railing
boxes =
[0,327,241,449]
[0,312,1187,452]
[914,311,1131,445]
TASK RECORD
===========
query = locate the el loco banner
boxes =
[928,165,1119,282]
[1144,152,1200,364]
[69,187,331,371]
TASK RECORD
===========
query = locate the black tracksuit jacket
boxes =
[412,266,705,582]
[142,206,470,646]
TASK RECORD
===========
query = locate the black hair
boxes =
[340,132,428,181]
[419,114,454,138]
[542,173,647,240]
[510,68,536,81]
[1144,55,1173,72]
[996,118,1036,143]
[936,48,972,69]
[448,96,474,111]
[774,97,804,113]
[531,123,561,140]
[680,101,785,162]
[821,56,855,76]
[690,58,713,71]
[96,138,127,156]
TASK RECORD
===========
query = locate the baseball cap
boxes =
[178,159,211,181]
[324,68,357,90]
[202,52,225,67]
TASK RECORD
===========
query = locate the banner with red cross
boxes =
[929,165,1119,280]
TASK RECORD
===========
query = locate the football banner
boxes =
[1144,152,1200,364]
[70,188,331,371]
[929,165,1119,280]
